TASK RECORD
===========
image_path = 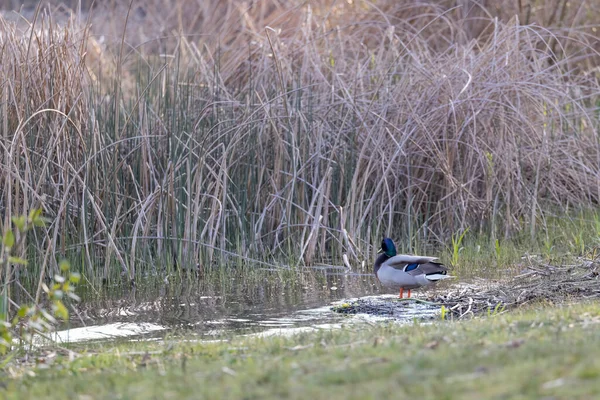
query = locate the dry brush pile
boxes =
[0,0,599,282]
[331,253,600,319]
[434,253,600,318]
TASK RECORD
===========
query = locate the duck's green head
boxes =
[380,238,397,257]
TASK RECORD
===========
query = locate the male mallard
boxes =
[374,238,451,298]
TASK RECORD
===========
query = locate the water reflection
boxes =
[55,269,444,343]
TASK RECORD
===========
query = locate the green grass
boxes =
[4,302,600,399]
[436,210,600,278]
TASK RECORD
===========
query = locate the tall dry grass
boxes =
[0,0,599,283]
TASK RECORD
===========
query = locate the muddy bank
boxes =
[333,255,600,319]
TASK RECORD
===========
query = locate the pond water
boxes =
[51,269,448,344]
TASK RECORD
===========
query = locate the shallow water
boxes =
[53,269,448,344]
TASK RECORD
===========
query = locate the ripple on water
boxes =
[48,294,441,344]
[49,322,167,344]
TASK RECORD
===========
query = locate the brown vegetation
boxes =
[0,1,598,281]
[436,253,600,318]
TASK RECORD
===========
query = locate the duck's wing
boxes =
[384,254,439,270]
[405,261,448,277]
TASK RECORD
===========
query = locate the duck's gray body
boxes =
[373,238,451,294]
[374,254,449,290]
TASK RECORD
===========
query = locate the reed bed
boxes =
[0,0,599,284]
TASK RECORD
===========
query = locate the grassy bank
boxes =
[3,301,600,399]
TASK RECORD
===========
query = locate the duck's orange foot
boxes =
[407,289,411,298]
[399,288,404,298]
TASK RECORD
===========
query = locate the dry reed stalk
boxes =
[0,1,598,284]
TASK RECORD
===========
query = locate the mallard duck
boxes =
[374,238,451,298]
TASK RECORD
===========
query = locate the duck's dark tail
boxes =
[420,262,453,282]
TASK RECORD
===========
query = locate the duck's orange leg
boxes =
[399,288,404,298]
[407,289,411,298]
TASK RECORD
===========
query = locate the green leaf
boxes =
[32,218,47,227]
[1,331,11,342]
[53,301,69,320]
[59,259,71,272]
[17,305,29,318]
[0,345,15,362]
[8,257,27,266]
[69,272,81,284]
[28,208,43,223]
[11,216,26,232]
[29,209,46,227]
[3,230,15,249]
